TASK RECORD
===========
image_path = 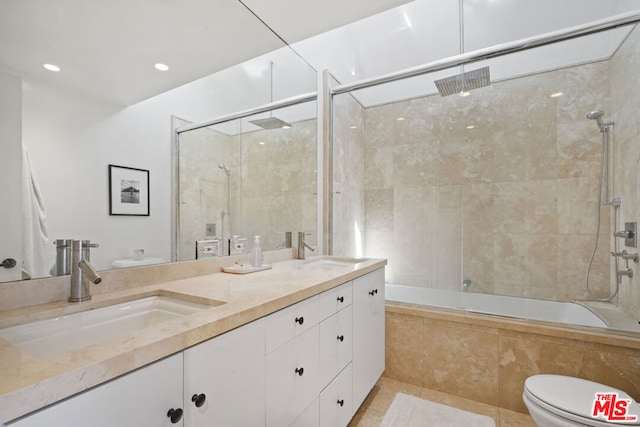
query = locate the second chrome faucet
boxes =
[297,232,315,260]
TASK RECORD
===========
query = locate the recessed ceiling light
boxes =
[154,63,169,71]
[550,92,564,98]
[350,125,358,129]
[43,64,60,72]
[258,141,266,145]
[282,125,291,129]
[466,125,476,129]
[397,117,405,121]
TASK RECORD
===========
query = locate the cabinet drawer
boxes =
[318,281,352,321]
[320,363,353,427]
[266,325,320,427]
[266,295,319,353]
[319,305,353,387]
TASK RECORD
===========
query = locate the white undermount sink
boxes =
[303,256,367,268]
[0,293,224,358]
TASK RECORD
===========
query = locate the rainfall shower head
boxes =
[249,60,292,130]
[434,66,491,97]
[248,117,292,130]
[218,164,231,176]
[586,109,606,132]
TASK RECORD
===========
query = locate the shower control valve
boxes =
[611,250,640,263]
[614,222,637,248]
[617,268,634,279]
[614,230,634,239]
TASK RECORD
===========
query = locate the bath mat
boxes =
[380,393,496,427]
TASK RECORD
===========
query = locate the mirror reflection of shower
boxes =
[585,108,621,302]
[218,163,231,255]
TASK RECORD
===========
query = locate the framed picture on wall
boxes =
[108,164,150,216]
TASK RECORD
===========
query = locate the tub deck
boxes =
[385,284,640,333]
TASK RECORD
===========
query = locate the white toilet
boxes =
[523,375,640,426]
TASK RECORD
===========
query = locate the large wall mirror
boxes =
[0,3,318,284]
[176,98,318,260]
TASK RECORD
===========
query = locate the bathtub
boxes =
[383,284,640,413]
[385,284,640,332]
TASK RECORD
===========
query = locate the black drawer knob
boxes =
[337,296,344,303]
[337,335,344,342]
[1,258,16,269]
[295,316,304,325]
[337,399,345,407]
[167,408,183,424]
[191,393,206,408]
[295,367,304,376]
[368,289,378,296]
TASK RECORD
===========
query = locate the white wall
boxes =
[0,71,23,282]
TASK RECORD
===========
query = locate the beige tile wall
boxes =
[179,127,240,260]
[332,92,366,256]
[611,24,640,319]
[179,119,317,256]
[360,61,615,302]
[385,304,640,414]
[240,119,318,249]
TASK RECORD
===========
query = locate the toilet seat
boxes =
[524,375,640,426]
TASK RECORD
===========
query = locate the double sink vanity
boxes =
[0,254,386,426]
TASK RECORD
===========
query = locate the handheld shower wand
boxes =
[586,109,606,132]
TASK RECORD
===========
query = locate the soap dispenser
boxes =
[249,236,263,267]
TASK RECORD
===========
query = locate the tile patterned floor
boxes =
[349,377,537,427]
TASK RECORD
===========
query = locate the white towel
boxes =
[22,145,49,278]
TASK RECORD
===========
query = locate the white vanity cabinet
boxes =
[183,318,265,427]
[265,296,321,427]
[8,353,185,427]
[352,268,385,412]
[8,320,266,427]
[8,267,386,427]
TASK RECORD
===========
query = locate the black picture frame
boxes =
[108,164,150,216]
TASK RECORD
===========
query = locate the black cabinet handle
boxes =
[337,335,344,342]
[191,393,206,408]
[295,367,304,376]
[1,258,16,269]
[337,399,345,407]
[368,289,378,296]
[337,296,344,303]
[295,316,304,325]
[167,408,183,424]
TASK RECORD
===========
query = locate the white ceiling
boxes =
[1,0,640,109]
[0,0,409,106]
[292,0,640,106]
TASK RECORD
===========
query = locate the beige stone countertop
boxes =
[0,256,386,423]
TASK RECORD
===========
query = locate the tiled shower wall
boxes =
[179,127,240,260]
[358,60,618,302]
[240,119,317,249]
[179,119,316,259]
[360,61,615,301]
[332,92,366,257]
[611,24,640,319]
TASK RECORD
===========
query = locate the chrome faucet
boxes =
[69,240,102,302]
[276,231,292,249]
[297,232,315,260]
